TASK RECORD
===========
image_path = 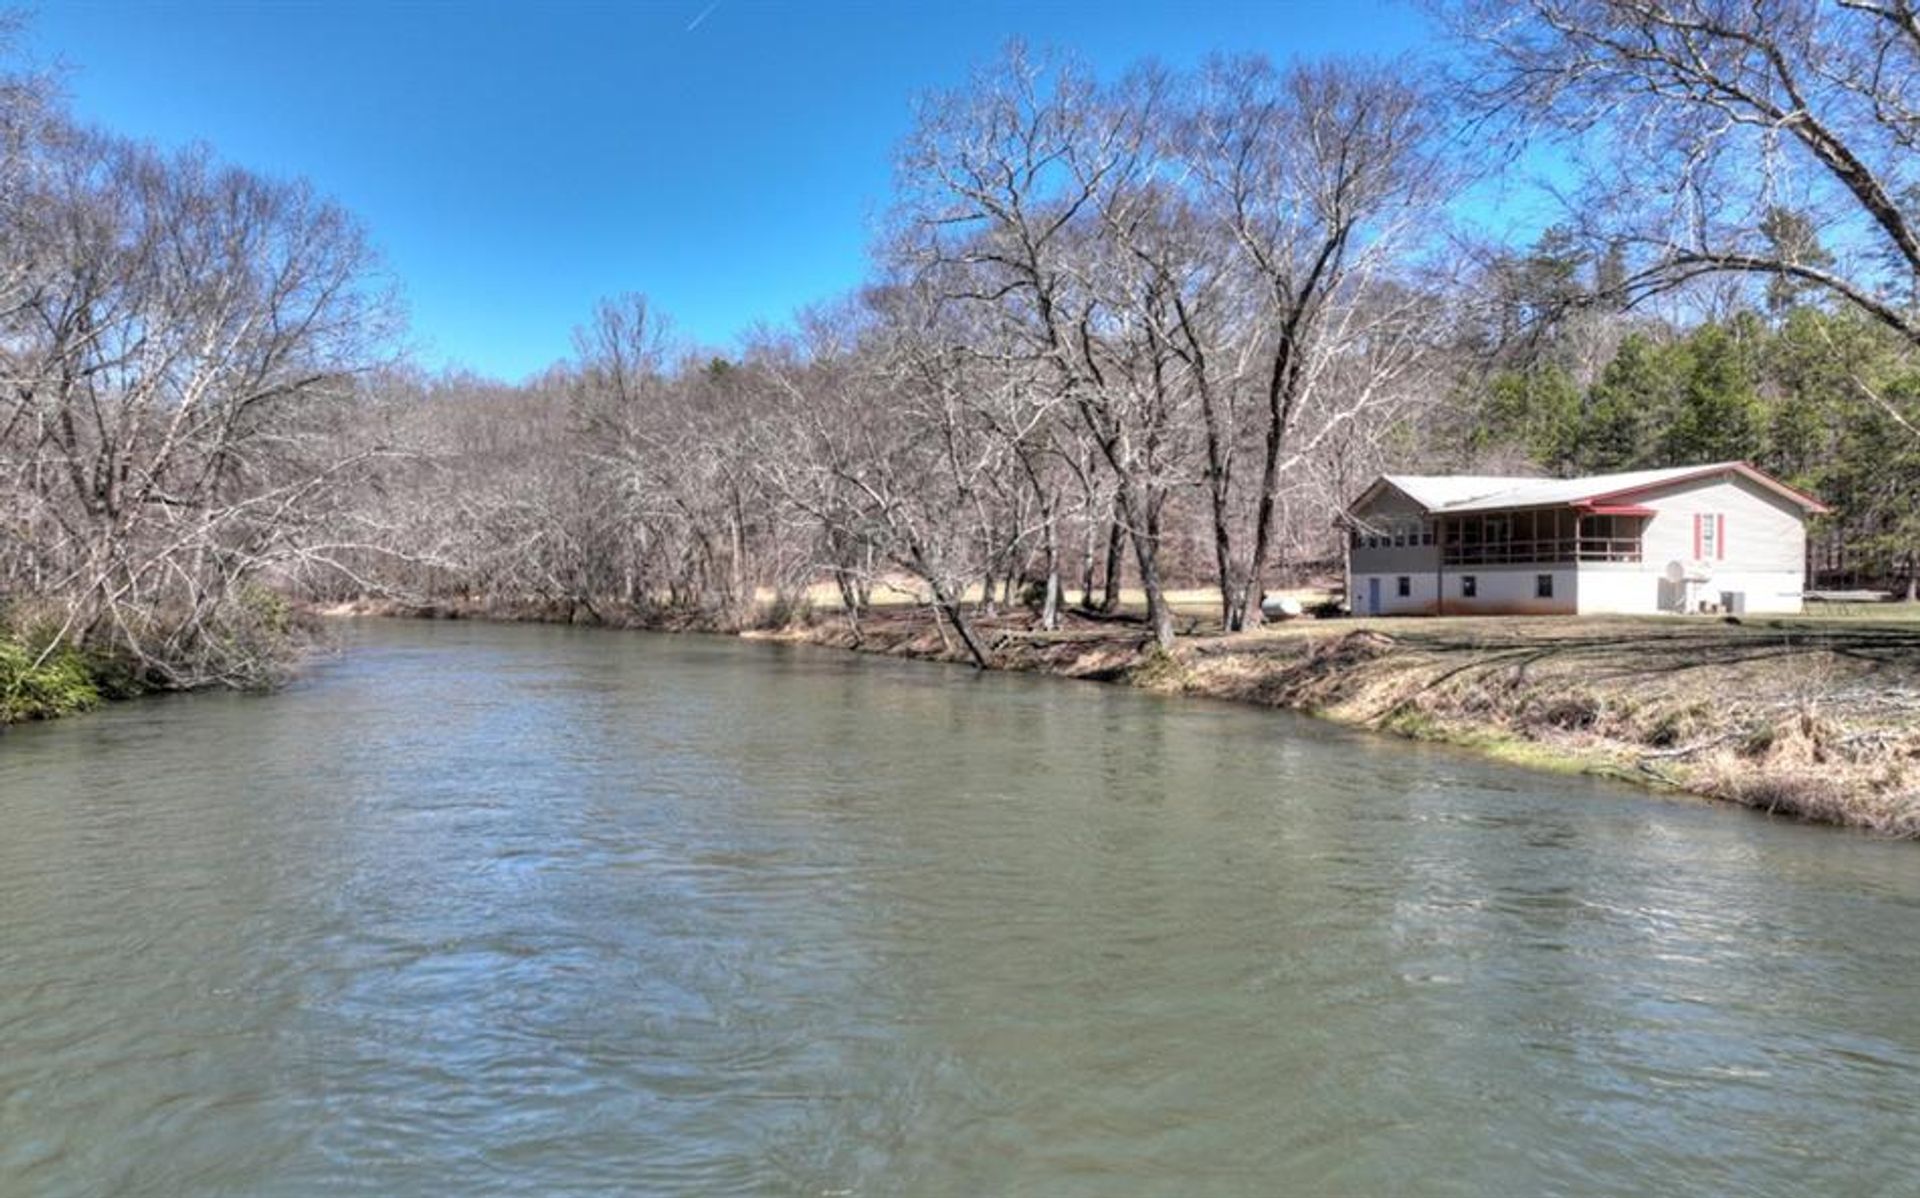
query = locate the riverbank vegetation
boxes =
[4,0,1920,833]
[0,22,395,701]
[0,623,102,722]
[0,601,143,722]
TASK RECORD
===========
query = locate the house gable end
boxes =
[1627,471,1810,576]
[1345,478,1434,522]
[1590,462,1829,515]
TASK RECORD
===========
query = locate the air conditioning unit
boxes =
[1720,590,1747,615]
[1664,560,1717,614]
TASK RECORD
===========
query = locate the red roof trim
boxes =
[1585,462,1830,514]
[1574,502,1656,517]
[1344,463,1831,519]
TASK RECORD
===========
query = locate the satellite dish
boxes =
[1664,560,1686,584]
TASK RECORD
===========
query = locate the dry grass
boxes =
[1172,612,1920,836]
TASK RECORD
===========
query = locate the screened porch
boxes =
[1438,506,1646,566]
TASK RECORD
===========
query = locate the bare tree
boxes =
[753,291,1003,667]
[1168,57,1454,628]
[1448,0,1920,347]
[0,110,397,684]
[896,48,1195,648]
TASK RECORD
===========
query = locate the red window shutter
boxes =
[1716,514,1726,560]
[1692,513,1702,559]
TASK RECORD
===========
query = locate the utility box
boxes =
[1720,590,1747,615]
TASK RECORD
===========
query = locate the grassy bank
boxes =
[319,594,1920,837]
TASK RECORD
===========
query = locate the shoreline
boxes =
[313,596,1920,838]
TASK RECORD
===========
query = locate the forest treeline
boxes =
[1469,291,1920,588]
[3,1,1919,698]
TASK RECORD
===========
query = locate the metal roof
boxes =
[1364,462,1829,516]
[1372,475,1544,510]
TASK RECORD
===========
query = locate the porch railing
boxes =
[1442,537,1642,565]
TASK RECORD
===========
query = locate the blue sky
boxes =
[31,1,1435,380]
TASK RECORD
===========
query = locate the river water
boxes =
[1,619,1916,1195]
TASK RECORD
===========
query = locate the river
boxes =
[1,619,1916,1195]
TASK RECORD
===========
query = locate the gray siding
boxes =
[1349,488,1439,576]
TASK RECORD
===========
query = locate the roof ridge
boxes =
[1355,462,1827,515]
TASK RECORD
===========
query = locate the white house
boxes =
[1342,462,1829,617]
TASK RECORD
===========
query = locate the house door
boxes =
[1367,577,1381,616]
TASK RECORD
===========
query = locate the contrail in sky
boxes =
[686,2,719,32]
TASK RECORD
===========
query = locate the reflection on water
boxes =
[1,620,1917,1195]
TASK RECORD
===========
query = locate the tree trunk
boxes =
[1196,378,1240,631]
[1099,511,1125,613]
[727,492,748,617]
[908,542,992,669]
[1206,459,1241,629]
[1039,508,1061,631]
[932,577,993,668]
[834,568,859,614]
[1237,367,1300,632]
[1118,479,1175,650]
[1079,516,1099,609]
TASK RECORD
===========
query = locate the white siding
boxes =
[1631,472,1809,613]
[1342,465,1815,617]
[1576,567,1661,615]
[1353,570,1440,616]
[1636,473,1807,575]
[1701,571,1808,614]
[1354,567,1580,615]
[1445,566,1577,615]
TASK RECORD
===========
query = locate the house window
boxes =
[1420,524,1435,546]
[1461,575,1477,598]
[1536,573,1554,599]
[1397,576,1411,597]
[1700,513,1719,560]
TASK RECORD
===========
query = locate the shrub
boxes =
[0,633,104,722]
[239,585,294,636]
[1126,644,1189,690]
[1739,724,1777,758]
[753,592,816,630]
[1531,692,1601,731]
[1640,703,1709,749]
[1018,577,1049,612]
